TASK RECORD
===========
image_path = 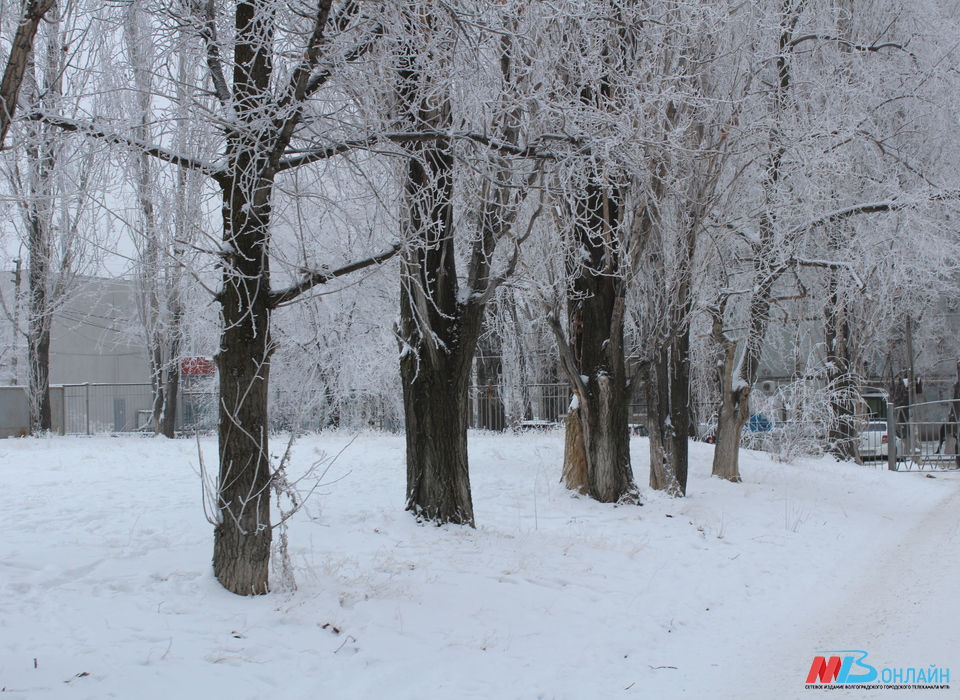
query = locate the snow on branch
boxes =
[275,131,571,172]
[797,199,902,231]
[792,257,865,291]
[788,34,911,57]
[0,0,57,147]
[33,112,224,181]
[268,242,400,308]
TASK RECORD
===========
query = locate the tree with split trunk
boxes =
[394,1,539,524]
[538,0,726,500]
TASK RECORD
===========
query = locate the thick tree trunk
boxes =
[401,345,475,524]
[397,138,480,523]
[397,34,479,524]
[558,180,634,503]
[713,334,750,483]
[212,182,274,594]
[581,370,632,502]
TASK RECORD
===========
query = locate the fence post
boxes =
[887,403,897,471]
[85,383,90,436]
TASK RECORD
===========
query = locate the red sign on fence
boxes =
[181,357,217,375]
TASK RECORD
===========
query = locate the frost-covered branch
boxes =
[32,112,224,180]
[0,0,57,147]
[269,242,400,308]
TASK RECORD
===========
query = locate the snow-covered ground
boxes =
[1,432,957,699]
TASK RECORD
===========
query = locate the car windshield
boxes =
[866,422,887,431]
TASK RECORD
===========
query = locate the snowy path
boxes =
[741,471,960,699]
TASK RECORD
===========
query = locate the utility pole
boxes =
[11,258,21,385]
[904,315,917,460]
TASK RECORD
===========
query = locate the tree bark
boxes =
[0,0,57,146]
[824,275,858,460]
[210,0,278,595]
[397,129,480,525]
[212,171,275,594]
[400,335,477,524]
[24,8,60,434]
[648,328,691,495]
[562,404,589,494]
[558,179,634,503]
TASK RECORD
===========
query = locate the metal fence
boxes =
[61,383,217,435]
[468,382,648,432]
[54,380,649,436]
[887,399,960,471]
[470,383,572,431]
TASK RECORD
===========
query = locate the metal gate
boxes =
[887,399,960,471]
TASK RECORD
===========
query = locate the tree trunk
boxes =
[562,404,589,494]
[712,354,749,483]
[824,277,858,460]
[24,23,59,435]
[401,342,476,524]
[397,134,480,524]
[558,180,634,503]
[159,298,183,438]
[648,329,691,496]
[212,176,274,595]
[708,346,752,482]
[27,172,52,432]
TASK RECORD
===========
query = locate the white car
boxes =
[858,421,900,460]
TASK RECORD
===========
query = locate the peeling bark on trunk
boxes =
[562,405,589,494]
[557,180,634,503]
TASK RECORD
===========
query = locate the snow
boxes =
[1,433,958,699]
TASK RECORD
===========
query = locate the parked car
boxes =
[858,421,901,460]
[699,414,771,444]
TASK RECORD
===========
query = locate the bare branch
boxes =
[269,242,400,308]
[32,112,225,181]
[276,130,559,172]
[792,257,865,291]
[197,0,232,105]
[0,0,57,147]
[473,202,543,307]
[789,34,910,56]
